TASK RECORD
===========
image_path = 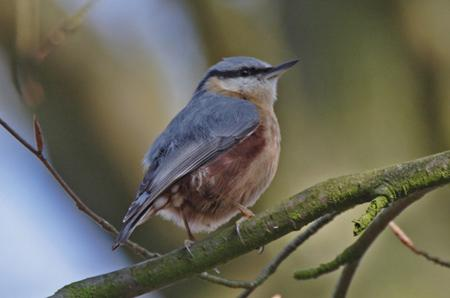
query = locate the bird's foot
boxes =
[235,216,248,244]
[234,203,255,244]
[257,245,264,254]
[233,203,263,252]
[184,239,195,257]
[235,217,264,254]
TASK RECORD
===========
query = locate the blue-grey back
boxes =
[144,91,259,173]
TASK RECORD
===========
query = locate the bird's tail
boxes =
[112,219,137,250]
[112,207,156,250]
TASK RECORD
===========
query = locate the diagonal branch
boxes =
[0,116,159,259]
[50,150,450,297]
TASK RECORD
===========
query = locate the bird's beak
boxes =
[263,59,299,80]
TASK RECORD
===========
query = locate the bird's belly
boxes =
[158,119,280,233]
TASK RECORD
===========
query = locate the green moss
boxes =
[353,195,390,236]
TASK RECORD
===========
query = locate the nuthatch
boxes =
[113,56,297,250]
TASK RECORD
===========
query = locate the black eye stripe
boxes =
[208,67,271,79]
[195,66,272,92]
[240,69,250,76]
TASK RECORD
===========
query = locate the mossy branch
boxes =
[51,151,450,297]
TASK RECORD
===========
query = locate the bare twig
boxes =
[0,116,159,259]
[389,221,450,268]
[198,273,252,289]
[237,212,337,297]
[0,117,39,154]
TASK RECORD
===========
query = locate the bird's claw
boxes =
[235,215,264,253]
[234,204,258,246]
[184,239,195,257]
[257,245,264,254]
[235,217,248,244]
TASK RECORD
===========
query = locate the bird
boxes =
[112,56,297,251]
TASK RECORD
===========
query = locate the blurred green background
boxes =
[0,1,449,297]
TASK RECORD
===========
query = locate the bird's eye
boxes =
[240,69,250,77]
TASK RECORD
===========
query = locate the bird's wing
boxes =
[113,93,259,247]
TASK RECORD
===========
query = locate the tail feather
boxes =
[112,219,137,250]
[112,207,156,250]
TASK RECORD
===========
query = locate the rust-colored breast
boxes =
[206,123,267,177]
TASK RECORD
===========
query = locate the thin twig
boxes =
[238,212,337,297]
[389,221,450,268]
[0,116,159,259]
[0,117,40,154]
[294,193,423,281]
[198,273,253,289]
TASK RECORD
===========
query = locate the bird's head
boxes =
[196,56,298,108]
